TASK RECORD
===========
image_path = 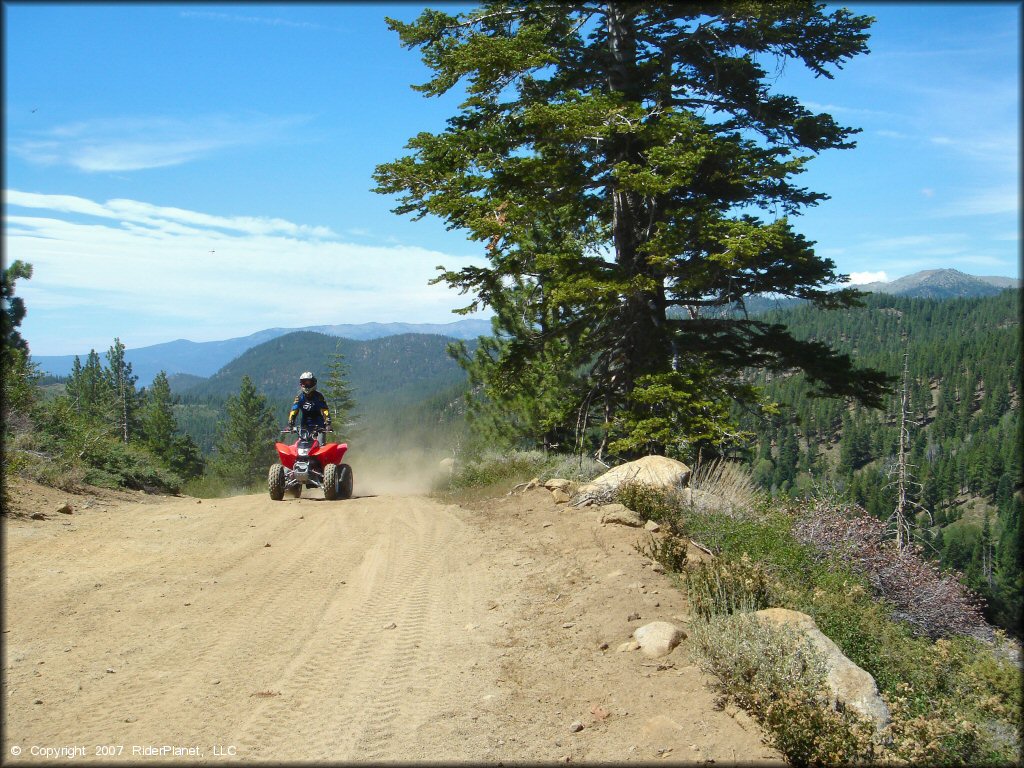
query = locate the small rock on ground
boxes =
[633,621,685,658]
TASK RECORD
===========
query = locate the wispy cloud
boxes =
[179,10,335,32]
[931,186,1019,218]
[4,191,486,355]
[802,101,897,120]
[6,191,337,238]
[10,114,312,172]
[926,130,1018,165]
[835,229,1018,281]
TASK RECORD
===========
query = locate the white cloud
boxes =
[5,191,337,239]
[10,114,311,173]
[5,191,487,355]
[931,186,1019,218]
[848,271,888,285]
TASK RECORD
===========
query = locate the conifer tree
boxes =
[105,338,139,443]
[375,2,892,458]
[1,260,32,354]
[212,376,278,485]
[66,350,114,424]
[141,371,177,452]
[323,345,358,438]
[1,261,39,432]
[139,370,206,480]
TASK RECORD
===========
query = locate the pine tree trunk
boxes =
[605,3,668,399]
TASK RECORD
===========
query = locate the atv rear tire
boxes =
[290,484,302,498]
[268,463,285,501]
[338,463,354,500]
[323,463,339,500]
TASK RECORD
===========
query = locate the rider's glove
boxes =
[325,421,332,431]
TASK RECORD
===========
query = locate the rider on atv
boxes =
[287,371,331,434]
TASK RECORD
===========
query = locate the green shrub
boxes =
[542,453,605,484]
[689,610,877,766]
[445,449,551,491]
[614,480,686,530]
[762,689,878,767]
[680,500,1021,765]
[442,449,603,494]
[684,553,773,620]
[681,507,816,579]
[633,532,688,572]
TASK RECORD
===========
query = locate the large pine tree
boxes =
[374,2,891,459]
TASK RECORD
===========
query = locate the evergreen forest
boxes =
[738,289,1021,632]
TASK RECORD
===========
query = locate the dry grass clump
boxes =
[792,497,989,640]
[542,452,605,484]
[688,458,764,517]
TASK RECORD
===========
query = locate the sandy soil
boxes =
[3,476,782,764]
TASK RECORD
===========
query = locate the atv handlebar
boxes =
[281,426,332,438]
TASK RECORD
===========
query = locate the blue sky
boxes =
[4,3,1020,356]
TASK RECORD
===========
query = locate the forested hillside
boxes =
[175,331,471,457]
[740,289,1021,631]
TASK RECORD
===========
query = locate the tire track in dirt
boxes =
[234,501,482,761]
[5,498,344,750]
[4,492,505,762]
[4,480,783,764]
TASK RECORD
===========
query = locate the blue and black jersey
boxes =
[288,390,330,429]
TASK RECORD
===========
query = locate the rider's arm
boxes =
[287,394,301,426]
[318,392,331,428]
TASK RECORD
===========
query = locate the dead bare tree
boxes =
[887,339,930,551]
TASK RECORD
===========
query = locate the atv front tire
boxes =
[323,463,339,500]
[268,463,285,501]
[338,463,354,500]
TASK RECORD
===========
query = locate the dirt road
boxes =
[3,479,782,764]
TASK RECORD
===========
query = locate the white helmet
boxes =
[299,371,317,394]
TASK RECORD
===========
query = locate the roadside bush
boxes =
[444,449,602,493]
[614,480,686,531]
[183,474,262,499]
[684,553,773,620]
[445,449,552,491]
[689,610,1003,766]
[681,499,1021,765]
[79,439,182,493]
[542,452,604,484]
[689,610,877,766]
[682,507,819,587]
[633,532,689,572]
[10,448,86,491]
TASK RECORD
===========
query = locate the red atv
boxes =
[268,426,353,501]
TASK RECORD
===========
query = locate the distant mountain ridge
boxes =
[853,269,1019,299]
[32,319,493,385]
[32,269,1018,383]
